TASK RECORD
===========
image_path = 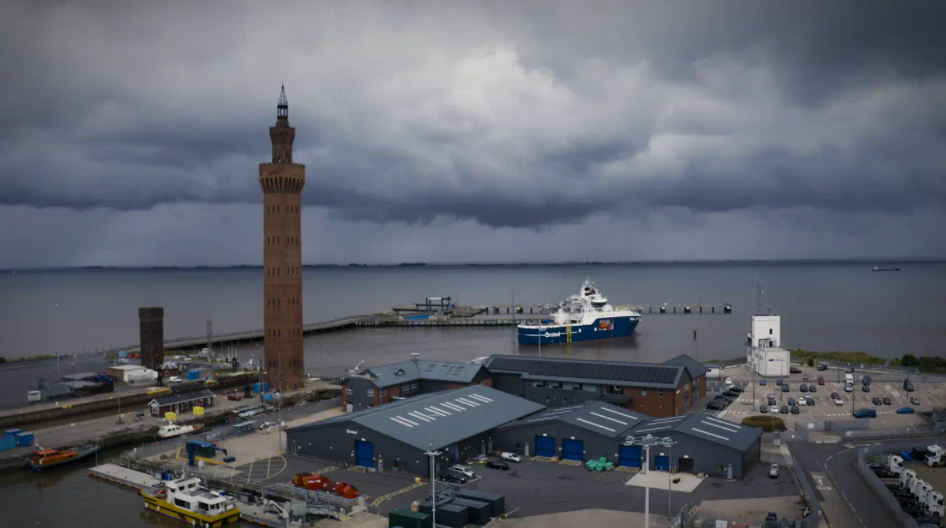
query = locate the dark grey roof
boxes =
[669,413,761,452]
[150,389,215,406]
[499,401,650,439]
[354,359,486,388]
[663,355,708,379]
[486,355,684,389]
[288,386,544,451]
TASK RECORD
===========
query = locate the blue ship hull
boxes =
[517,315,640,345]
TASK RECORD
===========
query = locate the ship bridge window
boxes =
[175,499,191,509]
[198,501,210,511]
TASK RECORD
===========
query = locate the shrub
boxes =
[742,416,786,432]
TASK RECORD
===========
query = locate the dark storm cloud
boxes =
[0,0,945,231]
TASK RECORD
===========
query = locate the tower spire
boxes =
[277,84,288,119]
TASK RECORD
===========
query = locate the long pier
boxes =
[486,303,732,315]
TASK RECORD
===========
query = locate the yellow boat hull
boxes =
[142,491,240,527]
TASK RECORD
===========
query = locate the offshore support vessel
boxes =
[141,476,240,526]
[517,280,641,345]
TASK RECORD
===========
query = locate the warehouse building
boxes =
[341,354,492,412]
[485,354,707,417]
[493,400,761,478]
[148,389,215,417]
[286,385,543,475]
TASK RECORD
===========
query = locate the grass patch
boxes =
[0,354,56,364]
[790,349,946,374]
[742,416,786,432]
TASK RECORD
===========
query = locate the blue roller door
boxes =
[619,445,642,468]
[355,440,374,468]
[655,455,670,472]
[535,436,556,458]
[562,439,584,462]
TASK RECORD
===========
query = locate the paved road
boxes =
[789,437,939,528]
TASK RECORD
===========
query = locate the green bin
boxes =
[389,508,432,528]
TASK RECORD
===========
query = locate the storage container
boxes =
[456,490,505,517]
[193,406,205,416]
[388,509,432,528]
[451,498,491,524]
[15,432,34,447]
[432,504,468,528]
[186,370,200,380]
[3,429,23,437]
[0,436,16,451]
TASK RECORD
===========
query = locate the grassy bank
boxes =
[0,354,56,364]
[790,349,946,374]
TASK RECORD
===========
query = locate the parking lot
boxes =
[706,365,940,430]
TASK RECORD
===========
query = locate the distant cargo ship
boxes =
[517,280,641,345]
[872,264,900,272]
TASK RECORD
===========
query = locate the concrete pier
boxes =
[90,462,162,491]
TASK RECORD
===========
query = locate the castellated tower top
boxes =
[270,85,294,163]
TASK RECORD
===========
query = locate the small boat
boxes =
[157,423,204,439]
[872,264,900,272]
[28,444,99,472]
[142,476,240,526]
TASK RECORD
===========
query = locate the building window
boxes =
[345,388,352,395]
[606,385,622,395]
[563,383,581,391]
[769,328,773,335]
[547,382,562,389]
[659,390,665,397]
[642,390,647,396]
[367,389,374,397]
[582,384,598,392]
[380,388,386,396]
[532,381,545,388]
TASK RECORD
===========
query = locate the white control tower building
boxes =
[747,282,789,377]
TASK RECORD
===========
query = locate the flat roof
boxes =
[108,364,147,371]
[150,389,215,406]
[288,385,544,451]
[486,355,686,389]
[353,359,487,388]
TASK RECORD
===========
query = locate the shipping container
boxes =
[16,432,34,447]
[431,504,468,528]
[456,490,505,517]
[0,436,16,451]
[252,382,271,393]
[3,429,23,437]
[186,370,201,380]
[388,509,432,528]
[451,498,491,524]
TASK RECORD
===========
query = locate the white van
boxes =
[845,373,854,384]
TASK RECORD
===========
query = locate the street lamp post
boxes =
[424,445,442,528]
[625,434,677,528]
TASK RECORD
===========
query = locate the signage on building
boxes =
[346,429,358,435]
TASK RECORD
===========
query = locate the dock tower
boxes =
[746,281,788,377]
[259,85,305,390]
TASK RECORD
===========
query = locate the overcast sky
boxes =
[1,0,944,267]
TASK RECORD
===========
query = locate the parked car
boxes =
[806,396,815,406]
[883,397,893,405]
[847,367,855,373]
[770,405,779,414]
[853,409,877,419]
[872,397,883,405]
[780,405,789,414]
[729,387,744,394]
[485,460,509,470]
[911,396,922,405]
[817,377,825,385]
[798,398,807,407]
[169,376,182,383]
[904,380,915,392]
[226,391,242,401]
[439,470,469,484]
[769,464,780,478]
[830,392,839,400]
[844,383,854,393]
[862,385,870,392]
[450,465,476,479]
[759,379,767,386]
[790,367,802,374]
[724,377,734,386]
[776,378,783,386]
[787,397,796,406]
[834,398,844,405]
[809,386,817,393]
[706,402,724,411]
[818,364,828,371]
[791,406,800,414]
[760,405,768,414]
[897,407,916,414]
[724,390,740,398]
[782,384,790,393]
[800,384,808,393]
[863,375,872,384]
[501,452,522,463]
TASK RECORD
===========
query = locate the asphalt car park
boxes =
[710,367,941,430]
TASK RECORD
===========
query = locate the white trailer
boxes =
[901,469,918,489]
[886,454,904,476]
[927,491,944,518]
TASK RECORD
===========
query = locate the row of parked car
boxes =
[437,453,522,484]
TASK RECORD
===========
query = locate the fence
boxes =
[789,451,824,528]
[856,445,921,528]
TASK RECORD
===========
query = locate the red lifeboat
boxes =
[291,473,332,491]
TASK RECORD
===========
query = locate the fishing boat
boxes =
[872,264,900,272]
[157,422,204,439]
[28,444,99,472]
[517,279,641,345]
[141,476,240,526]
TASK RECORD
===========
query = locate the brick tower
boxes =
[138,307,164,371]
[260,85,305,390]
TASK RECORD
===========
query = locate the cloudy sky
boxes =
[1,0,944,267]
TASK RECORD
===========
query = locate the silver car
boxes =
[769,464,780,478]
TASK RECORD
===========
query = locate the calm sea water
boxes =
[0,262,944,525]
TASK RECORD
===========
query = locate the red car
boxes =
[226,392,242,401]
[817,377,825,385]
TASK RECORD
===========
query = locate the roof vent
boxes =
[410,353,420,362]
[395,369,405,376]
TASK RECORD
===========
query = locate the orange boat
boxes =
[292,473,332,491]
[29,445,99,472]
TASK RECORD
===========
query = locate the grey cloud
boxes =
[0,0,944,243]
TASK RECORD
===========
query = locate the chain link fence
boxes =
[856,445,921,528]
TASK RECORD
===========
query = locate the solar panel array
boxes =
[487,356,680,385]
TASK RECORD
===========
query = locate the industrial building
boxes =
[493,400,762,478]
[106,364,158,383]
[148,389,215,417]
[485,354,707,417]
[286,385,544,475]
[342,355,492,412]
